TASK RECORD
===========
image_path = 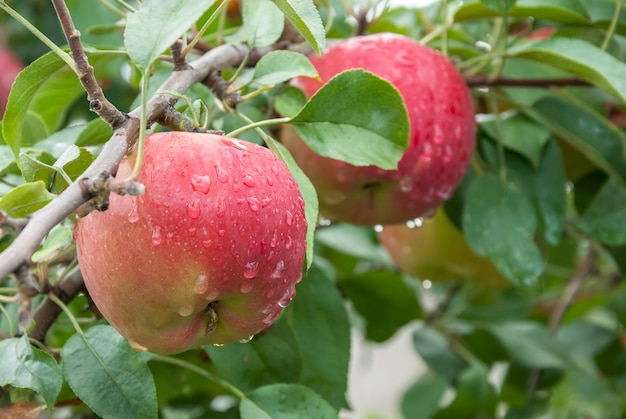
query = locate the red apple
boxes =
[0,44,24,116]
[281,33,476,225]
[379,209,507,288]
[74,132,307,354]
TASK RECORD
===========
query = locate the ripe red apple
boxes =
[74,132,307,354]
[0,44,24,116]
[281,33,476,225]
[379,209,507,288]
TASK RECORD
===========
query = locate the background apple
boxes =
[0,43,24,116]
[379,208,507,288]
[281,33,476,225]
[74,132,307,354]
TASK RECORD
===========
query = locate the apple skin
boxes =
[281,33,476,225]
[74,132,307,354]
[0,44,24,116]
[379,209,507,288]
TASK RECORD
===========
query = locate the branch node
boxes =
[78,171,145,217]
[205,70,241,110]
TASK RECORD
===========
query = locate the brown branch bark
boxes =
[51,0,127,129]
[0,43,273,282]
[465,75,591,88]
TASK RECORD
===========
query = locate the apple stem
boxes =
[150,354,246,399]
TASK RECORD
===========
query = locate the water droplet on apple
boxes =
[239,335,254,343]
[127,198,139,223]
[243,261,259,279]
[202,239,212,248]
[374,224,384,233]
[285,210,293,226]
[215,163,229,183]
[240,281,254,293]
[278,287,295,307]
[271,165,280,176]
[266,175,274,186]
[186,199,201,219]
[433,125,444,144]
[194,274,209,294]
[247,197,260,212]
[243,174,255,187]
[295,272,303,283]
[191,174,211,194]
[318,217,332,227]
[285,235,293,250]
[188,228,197,237]
[151,225,163,246]
[261,197,272,208]
[205,288,220,301]
[216,198,226,218]
[270,231,279,248]
[178,305,194,317]
[399,177,413,192]
[437,184,454,200]
[406,217,423,229]
[212,343,224,347]
[218,229,226,237]
[454,125,462,140]
[263,310,281,325]
[271,260,285,279]
[214,255,225,266]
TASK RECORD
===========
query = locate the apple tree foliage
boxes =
[1,0,626,418]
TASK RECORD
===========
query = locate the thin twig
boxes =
[51,0,128,129]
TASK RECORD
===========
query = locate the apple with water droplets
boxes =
[281,33,476,225]
[74,132,307,354]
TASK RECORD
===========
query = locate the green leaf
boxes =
[207,262,350,409]
[512,38,626,104]
[271,0,325,55]
[576,178,626,245]
[0,336,62,408]
[437,363,498,418]
[265,137,318,269]
[0,181,55,217]
[556,321,614,358]
[240,384,337,419]
[51,145,95,192]
[61,325,157,419]
[315,223,390,264]
[480,112,551,168]
[124,0,217,70]
[290,69,409,169]
[340,270,421,342]
[506,140,567,246]
[455,0,589,24]
[401,374,448,419]
[485,322,571,369]
[31,225,73,263]
[19,150,56,183]
[252,50,318,87]
[463,174,542,285]
[412,325,468,381]
[481,0,518,13]
[2,52,80,161]
[75,117,113,146]
[527,96,626,181]
[275,85,308,118]
[242,0,284,48]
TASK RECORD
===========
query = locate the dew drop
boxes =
[278,288,295,308]
[285,210,293,226]
[243,261,259,279]
[247,197,260,212]
[295,272,303,283]
[232,139,249,150]
[215,163,229,183]
[213,343,224,347]
[240,281,254,293]
[218,229,226,237]
[271,260,285,279]
[263,310,281,325]
[271,165,280,176]
[194,274,209,295]
[454,125,462,140]
[373,224,384,233]
[243,174,256,187]
[433,125,444,144]
[406,217,423,229]
[266,175,274,186]
[186,200,201,219]
[128,198,139,223]
[270,231,279,248]
[261,197,272,208]
[285,235,293,250]
[151,225,163,246]
[202,239,213,248]
[399,177,414,192]
[239,335,254,343]
[178,305,194,317]
[188,227,197,237]
[205,288,220,301]
[191,174,211,194]
[216,198,226,218]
